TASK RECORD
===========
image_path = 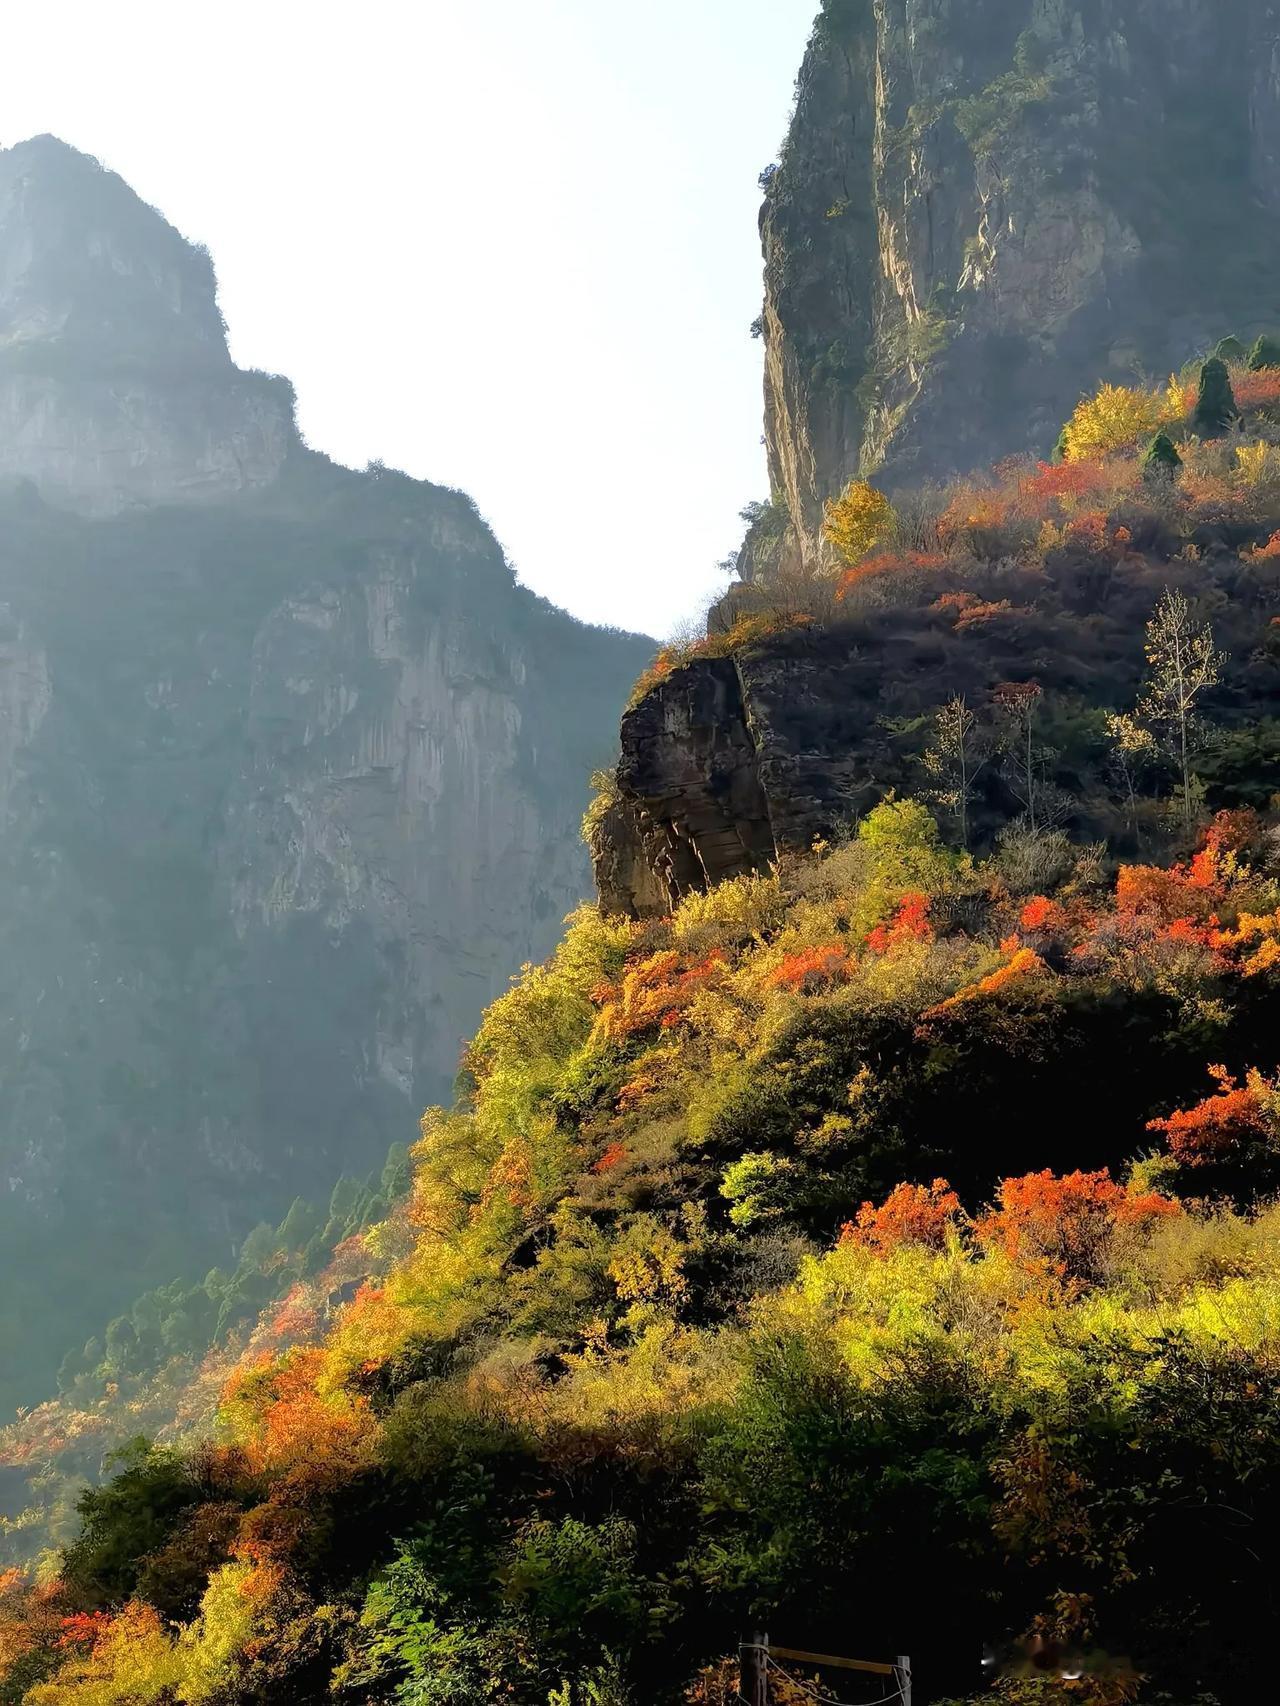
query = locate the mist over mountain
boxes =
[7,6,1280,1704]
[0,136,648,1410]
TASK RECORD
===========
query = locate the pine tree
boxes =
[1192,358,1238,438]
[1051,423,1071,465]
[1212,335,1246,363]
[1141,430,1183,482]
[1248,333,1280,371]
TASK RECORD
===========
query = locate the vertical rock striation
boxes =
[0,137,649,1407]
[759,0,1280,568]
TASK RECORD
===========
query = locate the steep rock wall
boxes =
[0,138,649,1407]
[761,0,1280,567]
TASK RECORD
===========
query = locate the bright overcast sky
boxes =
[1,1,817,637]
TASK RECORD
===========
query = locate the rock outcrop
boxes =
[758,0,1280,569]
[0,138,648,1408]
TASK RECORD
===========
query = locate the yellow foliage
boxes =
[1236,440,1280,488]
[822,480,896,565]
[27,1605,183,1705]
[1063,384,1164,461]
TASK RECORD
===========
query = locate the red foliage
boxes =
[593,1141,629,1175]
[841,1179,963,1254]
[930,947,1047,1014]
[1064,510,1111,552]
[1246,529,1280,561]
[57,1611,112,1651]
[866,892,933,956]
[769,941,856,992]
[836,552,947,602]
[976,1169,1181,1283]
[1232,369,1280,411]
[1020,896,1069,934]
[593,949,727,1040]
[1146,1066,1270,1167]
[1017,460,1109,510]
[1114,863,1218,924]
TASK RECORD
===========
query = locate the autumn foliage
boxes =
[842,1178,963,1253]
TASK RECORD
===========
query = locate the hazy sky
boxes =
[2,1,818,637]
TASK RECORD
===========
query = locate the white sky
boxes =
[1,1,818,637]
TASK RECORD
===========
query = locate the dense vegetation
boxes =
[4,350,1280,1703]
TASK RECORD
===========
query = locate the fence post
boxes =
[739,1631,769,1705]
[896,1654,912,1706]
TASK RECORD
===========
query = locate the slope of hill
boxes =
[4,350,1280,1702]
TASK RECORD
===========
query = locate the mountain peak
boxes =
[0,133,229,370]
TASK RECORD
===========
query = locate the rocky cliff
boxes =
[753,0,1280,574]
[0,137,648,1408]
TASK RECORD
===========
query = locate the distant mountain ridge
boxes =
[0,135,649,1411]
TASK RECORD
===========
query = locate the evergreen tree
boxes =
[1248,333,1280,371]
[1141,431,1183,482]
[1212,335,1246,363]
[1051,422,1071,465]
[1192,357,1238,438]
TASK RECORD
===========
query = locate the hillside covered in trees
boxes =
[3,344,1280,1704]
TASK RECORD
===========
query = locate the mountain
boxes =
[751,0,1280,575]
[0,136,649,1411]
[9,10,1280,1705]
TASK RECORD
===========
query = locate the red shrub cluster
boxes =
[836,552,947,602]
[976,1169,1181,1283]
[57,1612,112,1652]
[768,941,855,992]
[866,892,933,955]
[1146,1066,1270,1167]
[841,1178,963,1254]
[593,949,728,1041]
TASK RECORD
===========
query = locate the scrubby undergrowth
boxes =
[3,796,1280,1703]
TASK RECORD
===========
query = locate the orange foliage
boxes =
[976,1169,1181,1283]
[1146,1065,1271,1166]
[1064,510,1111,552]
[938,488,1010,543]
[1114,863,1218,924]
[220,1347,374,1483]
[267,1284,319,1342]
[57,1611,112,1651]
[932,947,1046,1013]
[1232,368,1280,411]
[1020,896,1069,934]
[841,1178,963,1254]
[480,1136,535,1213]
[593,1141,629,1175]
[865,892,932,956]
[592,949,727,1042]
[835,551,947,602]
[768,940,856,991]
[1245,528,1280,561]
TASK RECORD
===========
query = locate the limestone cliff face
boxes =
[0,138,648,1407]
[760,0,1280,569]
[0,136,294,511]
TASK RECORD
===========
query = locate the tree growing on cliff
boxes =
[1062,383,1163,461]
[1139,591,1224,839]
[823,481,895,566]
[1141,431,1182,483]
[993,682,1072,837]
[923,695,989,848]
[1192,357,1238,438]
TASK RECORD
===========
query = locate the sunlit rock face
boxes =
[0,135,649,1407]
[759,0,1280,569]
